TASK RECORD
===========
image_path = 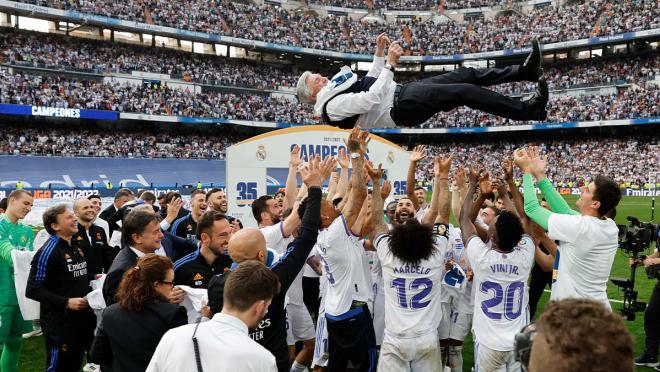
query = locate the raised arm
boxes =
[332,148,350,201]
[342,128,369,231]
[368,163,390,238]
[284,145,303,211]
[459,168,480,244]
[423,155,452,225]
[325,172,339,201]
[515,148,554,231]
[366,32,390,77]
[451,167,467,221]
[406,145,425,211]
[468,171,493,242]
[503,159,525,218]
[528,146,579,216]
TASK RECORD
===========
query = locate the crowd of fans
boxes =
[15,0,660,55]
[0,29,298,90]
[412,135,660,187]
[0,125,239,159]
[314,0,506,10]
[2,28,658,96]
[0,122,656,187]
[1,66,658,128]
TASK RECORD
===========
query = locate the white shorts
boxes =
[286,303,316,345]
[438,302,473,341]
[312,308,329,368]
[378,329,442,372]
[475,341,519,372]
[372,281,385,346]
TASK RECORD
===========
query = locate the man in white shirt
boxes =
[368,154,452,372]
[296,35,547,129]
[460,168,534,372]
[147,261,279,372]
[517,146,622,310]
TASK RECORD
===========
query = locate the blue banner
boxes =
[0,156,225,189]
[0,104,118,120]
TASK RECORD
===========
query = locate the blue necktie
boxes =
[331,72,353,86]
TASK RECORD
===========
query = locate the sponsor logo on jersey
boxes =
[76,236,84,241]
[193,273,204,281]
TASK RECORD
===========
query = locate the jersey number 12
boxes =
[391,277,433,310]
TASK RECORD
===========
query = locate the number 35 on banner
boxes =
[236,182,258,206]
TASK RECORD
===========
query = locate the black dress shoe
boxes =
[523,79,549,120]
[521,38,542,82]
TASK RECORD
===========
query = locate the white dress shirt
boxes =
[146,313,277,372]
[314,54,397,129]
[129,246,166,258]
[93,217,110,239]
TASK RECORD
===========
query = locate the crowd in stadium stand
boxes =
[412,135,660,187]
[16,0,660,55]
[0,29,298,90]
[0,123,656,186]
[1,67,658,128]
[0,126,239,159]
[2,28,658,95]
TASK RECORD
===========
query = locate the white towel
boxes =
[178,285,208,323]
[11,250,40,320]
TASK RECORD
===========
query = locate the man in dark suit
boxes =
[102,206,186,306]
[99,189,134,235]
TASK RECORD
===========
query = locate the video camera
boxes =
[611,216,659,320]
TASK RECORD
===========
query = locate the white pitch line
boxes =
[542,289,624,304]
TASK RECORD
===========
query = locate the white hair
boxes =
[296,71,314,105]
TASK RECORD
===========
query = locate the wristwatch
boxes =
[350,152,361,159]
[384,63,395,72]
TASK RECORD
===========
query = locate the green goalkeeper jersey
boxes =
[0,214,34,306]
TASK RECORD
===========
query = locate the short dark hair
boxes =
[389,219,436,266]
[165,192,182,203]
[593,175,622,217]
[42,204,69,235]
[122,208,160,247]
[114,189,132,202]
[0,198,7,211]
[224,261,280,312]
[190,189,206,199]
[414,187,426,192]
[534,299,634,372]
[275,190,285,198]
[140,191,156,204]
[494,210,524,252]
[136,189,146,198]
[484,205,501,216]
[196,211,227,239]
[157,193,167,201]
[252,195,273,224]
[206,188,224,202]
[87,194,101,201]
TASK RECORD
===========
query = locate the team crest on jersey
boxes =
[193,273,204,281]
[96,232,102,240]
[187,224,193,231]
[20,236,27,244]
[60,344,68,352]
[64,253,71,260]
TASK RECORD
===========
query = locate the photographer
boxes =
[635,238,660,368]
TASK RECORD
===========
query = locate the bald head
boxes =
[73,198,95,224]
[228,228,267,264]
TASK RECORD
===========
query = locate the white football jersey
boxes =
[375,230,448,336]
[260,222,294,255]
[317,215,373,316]
[467,234,534,351]
[446,226,474,314]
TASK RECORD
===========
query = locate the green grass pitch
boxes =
[10,195,659,371]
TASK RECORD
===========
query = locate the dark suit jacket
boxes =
[102,247,138,306]
[161,230,198,262]
[99,205,119,234]
[89,302,187,372]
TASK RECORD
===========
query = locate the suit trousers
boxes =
[390,66,537,127]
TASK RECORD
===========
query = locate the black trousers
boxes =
[644,281,660,358]
[325,305,377,371]
[390,66,536,127]
[528,263,553,319]
[302,276,320,321]
[44,330,93,372]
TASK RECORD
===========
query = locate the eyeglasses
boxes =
[158,281,175,288]
[514,322,537,372]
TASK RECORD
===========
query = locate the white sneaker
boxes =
[83,363,100,372]
[21,329,43,339]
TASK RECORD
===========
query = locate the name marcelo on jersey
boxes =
[393,265,431,275]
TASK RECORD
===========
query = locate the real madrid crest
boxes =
[387,151,395,164]
[256,145,267,161]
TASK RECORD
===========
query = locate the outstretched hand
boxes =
[502,159,514,182]
[320,156,337,181]
[527,146,547,180]
[468,167,480,186]
[366,162,383,182]
[410,145,426,162]
[381,180,392,199]
[337,148,349,169]
[299,155,323,187]
[455,166,466,187]
[479,171,493,196]
[344,126,370,155]
[290,145,303,168]
[513,148,532,173]
[434,154,453,178]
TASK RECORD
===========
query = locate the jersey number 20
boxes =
[480,280,525,320]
